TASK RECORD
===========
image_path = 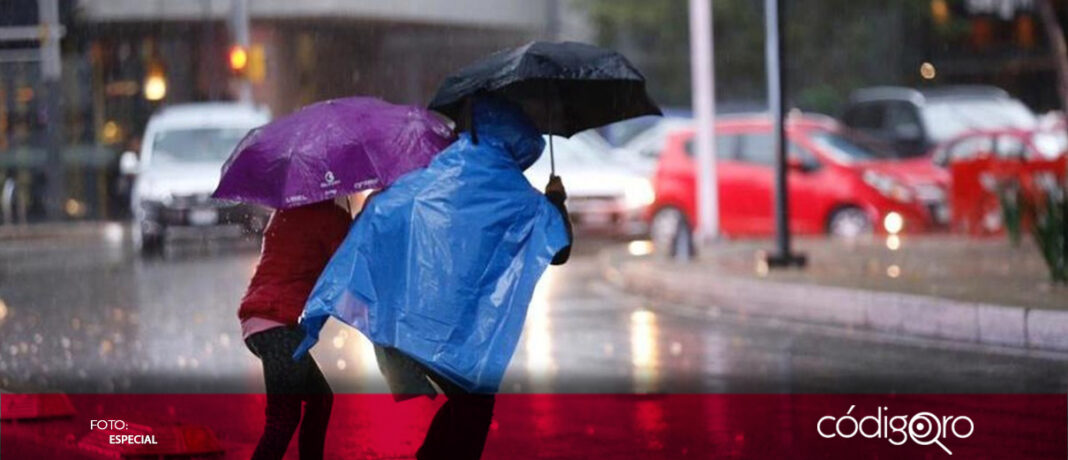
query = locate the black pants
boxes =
[416,367,496,460]
[245,326,333,460]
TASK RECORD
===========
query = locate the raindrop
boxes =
[336,359,347,370]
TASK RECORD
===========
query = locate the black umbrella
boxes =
[428,41,661,174]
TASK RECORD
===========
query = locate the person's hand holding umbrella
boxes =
[544,174,572,265]
[544,174,566,204]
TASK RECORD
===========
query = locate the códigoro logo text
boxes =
[817,405,974,455]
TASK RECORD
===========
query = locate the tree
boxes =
[575,0,931,114]
[1037,0,1068,116]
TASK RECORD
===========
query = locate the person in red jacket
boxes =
[238,197,351,460]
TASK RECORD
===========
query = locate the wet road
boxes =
[1,224,1067,394]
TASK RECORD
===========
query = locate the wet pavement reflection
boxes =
[1,225,1067,394]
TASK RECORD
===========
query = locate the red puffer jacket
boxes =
[238,200,351,325]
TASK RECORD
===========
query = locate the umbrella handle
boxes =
[547,87,555,176]
[549,135,555,176]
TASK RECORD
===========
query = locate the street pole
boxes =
[689,0,718,244]
[39,0,65,220]
[764,0,805,268]
[230,0,252,104]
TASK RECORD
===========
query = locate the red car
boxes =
[928,128,1067,235]
[930,128,1067,167]
[647,114,950,248]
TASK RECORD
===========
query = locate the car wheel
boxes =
[650,207,694,261]
[827,206,873,238]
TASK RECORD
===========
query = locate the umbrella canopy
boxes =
[212,97,454,209]
[428,41,662,138]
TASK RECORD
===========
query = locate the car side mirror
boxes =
[119,151,140,175]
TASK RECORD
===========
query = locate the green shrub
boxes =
[1026,176,1068,283]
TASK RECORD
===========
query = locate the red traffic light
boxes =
[229,45,248,73]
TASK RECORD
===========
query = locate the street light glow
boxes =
[143,74,166,101]
[627,240,654,256]
[229,45,248,71]
[920,62,937,80]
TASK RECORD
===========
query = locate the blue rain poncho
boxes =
[295,97,569,393]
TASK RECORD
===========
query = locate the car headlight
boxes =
[623,178,656,209]
[883,211,905,234]
[862,170,913,203]
[136,179,174,206]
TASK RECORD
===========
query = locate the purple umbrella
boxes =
[212,97,455,209]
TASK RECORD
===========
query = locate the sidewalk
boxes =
[602,236,1068,351]
[0,221,126,242]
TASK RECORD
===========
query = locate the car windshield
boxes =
[152,127,251,164]
[920,99,1036,143]
[809,130,890,163]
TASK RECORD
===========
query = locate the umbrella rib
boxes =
[329,101,381,189]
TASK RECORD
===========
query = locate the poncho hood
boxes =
[464,96,546,171]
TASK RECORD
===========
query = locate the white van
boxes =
[124,103,271,253]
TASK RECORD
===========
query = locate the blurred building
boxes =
[4,0,1065,222]
[1,0,587,222]
[925,0,1064,111]
[77,0,566,145]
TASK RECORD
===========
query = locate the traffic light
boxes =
[229,45,248,75]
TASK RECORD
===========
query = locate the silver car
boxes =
[124,103,272,254]
[524,132,654,237]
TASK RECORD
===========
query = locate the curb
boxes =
[602,250,1068,352]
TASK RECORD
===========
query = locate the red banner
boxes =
[2,394,1064,459]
